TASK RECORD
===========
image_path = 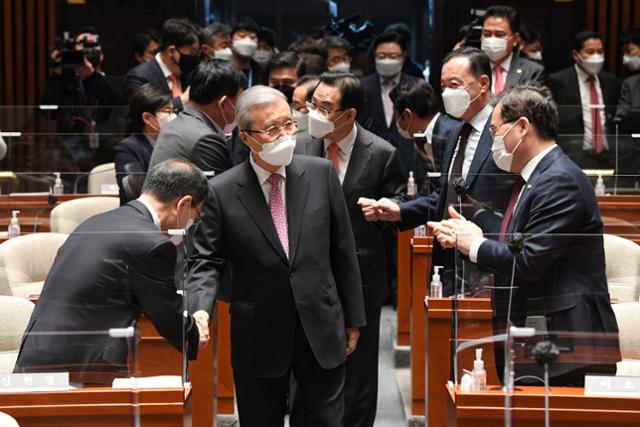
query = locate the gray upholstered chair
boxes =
[0,412,19,427]
[603,234,640,303]
[87,162,117,194]
[0,295,34,374]
[49,197,119,234]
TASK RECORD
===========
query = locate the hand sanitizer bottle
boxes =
[53,172,64,195]
[594,174,605,196]
[407,171,417,197]
[430,266,443,298]
[471,348,487,391]
[8,210,20,239]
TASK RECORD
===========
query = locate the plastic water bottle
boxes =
[430,266,443,298]
[7,210,20,239]
[53,172,64,195]
[595,174,605,196]
[471,348,487,391]
[407,171,417,197]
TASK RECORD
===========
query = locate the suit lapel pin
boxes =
[517,69,523,74]
[527,184,532,189]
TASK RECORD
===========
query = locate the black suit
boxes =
[547,66,621,167]
[114,133,153,205]
[614,74,640,182]
[15,201,199,383]
[295,124,406,427]
[417,113,461,194]
[399,109,515,293]
[502,54,547,90]
[476,146,620,385]
[126,58,190,110]
[186,155,366,426]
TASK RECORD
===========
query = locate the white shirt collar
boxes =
[493,52,513,72]
[424,112,440,144]
[574,64,596,83]
[137,196,161,229]
[468,103,493,133]
[249,152,287,185]
[323,123,357,153]
[155,52,173,80]
[520,144,558,182]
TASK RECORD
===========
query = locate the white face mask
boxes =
[580,54,605,76]
[328,62,350,73]
[219,99,236,135]
[491,121,523,172]
[397,113,412,139]
[214,47,233,61]
[292,108,309,132]
[156,112,176,130]
[623,54,640,72]
[526,51,543,61]
[375,58,403,77]
[169,214,194,246]
[252,134,296,166]
[253,49,273,65]
[233,38,258,58]
[481,37,510,62]
[442,82,480,119]
[308,109,347,139]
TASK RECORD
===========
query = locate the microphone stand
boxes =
[532,340,560,427]
[451,177,468,386]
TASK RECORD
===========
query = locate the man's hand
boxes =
[180,86,190,106]
[371,198,401,222]
[193,310,210,347]
[346,327,360,356]
[357,197,378,221]
[427,205,483,255]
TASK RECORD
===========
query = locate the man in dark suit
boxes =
[229,16,267,87]
[126,18,200,111]
[548,31,621,168]
[480,5,546,96]
[372,47,514,294]
[14,160,209,383]
[429,84,620,386]
[614,72,640,185]
[115,83,174,204]
[294,72,406,427]
[358,30,418,177]
[148,58,247,175]
[389,78,460,191]
[185,86,365,426]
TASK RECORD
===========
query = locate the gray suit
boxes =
[504,54,547,89]
[148,104,232,175]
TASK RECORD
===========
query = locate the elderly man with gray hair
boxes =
[428,83,620,387]
[185,85,366,426]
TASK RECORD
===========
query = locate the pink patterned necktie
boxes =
[267,174,289,258]
[494,65,505,95]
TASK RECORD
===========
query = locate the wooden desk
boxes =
[0,386,190,426]
[397,230,413,346]
[446,384,640,426]
[597,195,640,243]
[410,236,433,416]
[425,297,499,427]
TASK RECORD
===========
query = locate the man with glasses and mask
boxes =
[370,47,514,295]
[14,160,209,384]
[186,85,365,427]
[480,5,546,96]
[126,18,201,111]
[294,72,406,427]
[148,58,247,175]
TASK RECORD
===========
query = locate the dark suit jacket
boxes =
[503,54,547,89]
[114,133,153,205]
[125,58,190,110]
[615,73,640,134]
[186,155,366,377]
[294,124,407,307]
[476,146,620,380]
[15,201,199,378]
[418,113,461,194]
[148,104,232,176]
[358,72,417,179]
[547,66,621,135]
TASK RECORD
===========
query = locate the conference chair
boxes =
[0,233,68,298]
[611,301,640,376]
[0,411,19,427]
[603,234,640,303]
[49,197,119,234]
[87,162,117,194]
[0,295,34,374]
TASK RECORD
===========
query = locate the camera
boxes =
[51,31,101,69]
[458,9,485,49]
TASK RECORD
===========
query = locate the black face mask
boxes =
[178,51,201,74]
[274,84,295,104]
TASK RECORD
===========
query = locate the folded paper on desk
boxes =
[112,375,183,389]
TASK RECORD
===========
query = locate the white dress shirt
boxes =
[380,73,401,128]
[575,65,608,151]
[323,124,358,184]
[448,104,493,180]
[491,52,513,94]
[249,153,287,208]
[155,52,180,92]
[468,144,558,262]
[424,112,440,149]
[137,196,161,229]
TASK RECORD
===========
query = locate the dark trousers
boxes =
[236,315,345,427]
[344,285,383,427]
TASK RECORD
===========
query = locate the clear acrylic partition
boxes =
[0,227,192,426]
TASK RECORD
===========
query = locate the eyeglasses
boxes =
[306,101,342,116]
[242,120,297,139]
[489,120,515,138]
